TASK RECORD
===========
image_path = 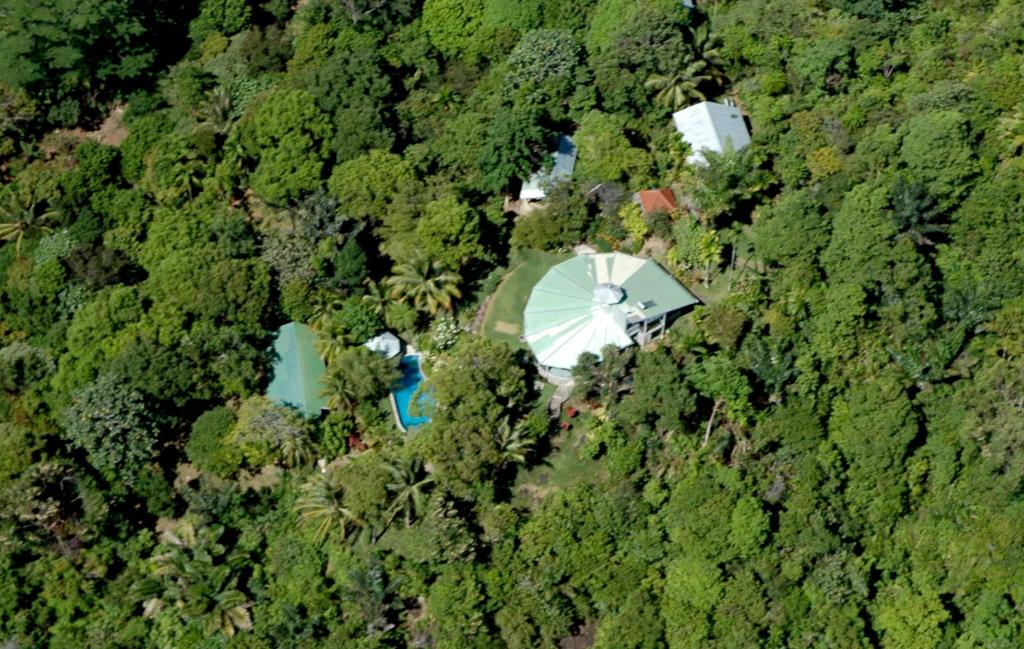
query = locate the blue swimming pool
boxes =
[392,355,433,430]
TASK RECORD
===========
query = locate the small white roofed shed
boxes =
[672,101,751,166]
[364,332,402,359]
[519,134,577,200]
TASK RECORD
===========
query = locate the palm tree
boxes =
[384,456,433,528]
[309,291,344,331]
[294,466,364,543]
[495,417,534,467]
[890,177,944,247]
[320,347,401,417]
[277,425,316,469]
[997,105,1024,160]
[429,85,462,113]
[314,327,349,367]
[645,61,710,110]
[203,587,254,638]
[134,521,253,638]
[343,557,396,636]
[741,338,795,404]
[321,360,361,413]
[361,278,391,316]
[194,87,235,138]
[386,259,462,315]
[0,186,61,256]
[688,23,727,86]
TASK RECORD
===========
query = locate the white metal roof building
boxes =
[523,252,699,375]
[672,101,751,166]
[519,134,577,200]
[364,331,402,359]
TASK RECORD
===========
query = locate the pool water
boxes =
[392,355,433,430]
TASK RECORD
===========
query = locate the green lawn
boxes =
[512,424,604,511]
[482,249,571,349]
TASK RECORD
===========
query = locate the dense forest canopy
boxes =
[1,0,1024,647]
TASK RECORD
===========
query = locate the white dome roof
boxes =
[594,282,625,305]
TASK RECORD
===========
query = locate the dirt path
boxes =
[52,104,129,147]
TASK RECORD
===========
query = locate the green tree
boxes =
[415,196,486,269]
[899,110,978,204]
[669,219,722,286]
[419,337,528,496]
[477,104,551,193]
[189,0,251,44]
[662,553,723,648]
[229,396,315,468]
[618,347,695,436]
[327,149,419,223]
[574,110,652,184]
[510,181,592,249]
[687,353,752,445]
[185,407,240,478]
[62,373,159,487]
[875,579,948,649]
[426,565,489,648]
[728,496,769,558]
[241,88,332,204]
[0,0,171,125]
[422,0,484,58]
[505,29,581,90]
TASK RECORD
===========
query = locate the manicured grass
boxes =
[482,249,572,349]
[512,422,605,511]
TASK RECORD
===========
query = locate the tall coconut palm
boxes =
[645,61,710,110]
[741,338,795,404]
[495,417,534,467]
[0,186,61,256]
[314,327,349,367]
[361,278,391,316]
[133,521,253,638]
[890,177,944,248]
[294,466,364,543]
[195,87,235,138]
[309,290,344,331]
[997,105,1024,160]
[386,259,462,315]
[689,24,727,86]
[320,360,361,414]
[320,347,400,415]
[384,456,434,528]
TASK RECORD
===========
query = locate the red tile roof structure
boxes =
[634,188,677,215]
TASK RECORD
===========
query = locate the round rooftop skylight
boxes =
[594,282,625,305]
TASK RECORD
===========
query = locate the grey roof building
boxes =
[519,134,577,200]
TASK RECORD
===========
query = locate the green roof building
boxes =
[267,322,328,418]
[523,253,698,377]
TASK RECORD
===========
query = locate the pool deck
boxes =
[390,391,408,433]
